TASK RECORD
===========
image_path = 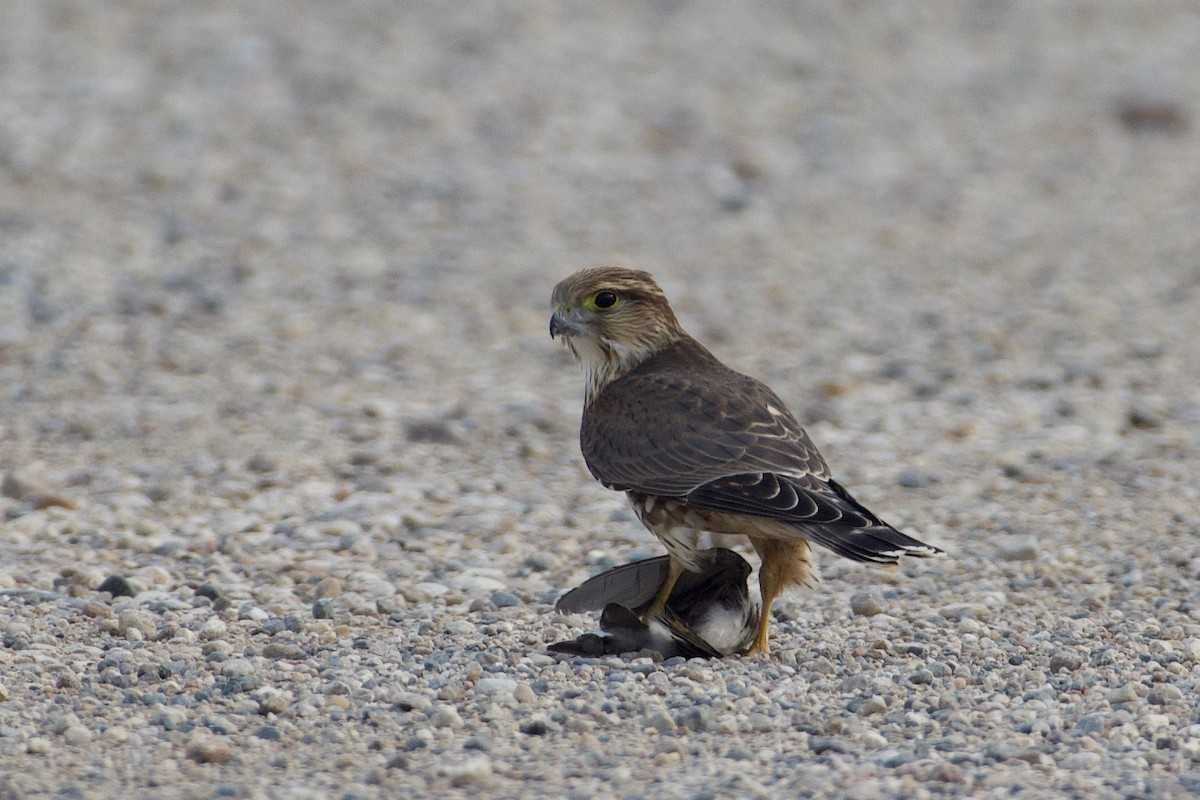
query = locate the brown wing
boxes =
[581,338,830,497]
[581,339,943,562]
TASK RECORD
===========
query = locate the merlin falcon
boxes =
[550,267,942,654]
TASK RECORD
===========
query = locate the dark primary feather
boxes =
[688,473,938,562]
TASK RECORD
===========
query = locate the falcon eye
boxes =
[592,290,618,310]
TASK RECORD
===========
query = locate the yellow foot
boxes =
[642,559,684,619]
[745,608,772,655]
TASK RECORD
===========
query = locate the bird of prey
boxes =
[549,267,942,654]
[551,547,759,658]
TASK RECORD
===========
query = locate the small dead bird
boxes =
[550,547,760,659]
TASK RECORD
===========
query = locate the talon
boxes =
[746,615,771,655]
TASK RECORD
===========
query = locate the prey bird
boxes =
[551,547,759,658]
[549,267,942,654]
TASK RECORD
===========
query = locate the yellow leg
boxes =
[746,568,782,655]
[745,537,809,656]
[644,558,685,618]
[747,597,774,655]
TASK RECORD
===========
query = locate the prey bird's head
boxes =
[550,267,685,403]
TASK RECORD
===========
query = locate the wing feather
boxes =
[581,338,830,497]
[581,338,943,563]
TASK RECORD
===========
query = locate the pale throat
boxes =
[567,334,654,405]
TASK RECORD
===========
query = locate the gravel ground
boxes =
[2,2,1200,798]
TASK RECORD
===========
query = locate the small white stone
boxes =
[861,695,887,716]
[199,618,227,639]
[1060,752,1102,769]
[1141,713,1171,731]
[430,705,463,729]
[445,754,491,787]
[118,609,158,640]
[412,582,449,601]
[1183,639,1200,660]
[63,725,93,746]
[474,678,518,696]
[860,731,888,749]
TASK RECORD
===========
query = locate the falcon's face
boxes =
[550,268,684,400]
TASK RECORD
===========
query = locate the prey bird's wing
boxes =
[554,556,670,614]
[555,548,747,614]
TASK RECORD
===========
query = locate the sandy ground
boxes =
[2,2,1200,798]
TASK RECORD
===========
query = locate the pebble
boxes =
[118,609,158,640]
[258,693,289,715]
[312,577,343,599]
[411,583,449,601]
[62,725,93,745]
[445,755,491,787]
[520,717,551,736]
[198,618,227,639]
[394,693,432,712]
[474,678,518,697]
[96,575,137,598]
[849,592,884,617]
[491,591,522,608]
[1049,651,1083,673]
[1108,684,1140,705]
[677,707,711,732]
[1060,752,1102,770]
[185,738,233,764]
[262,642,306,659]
[860,696,888,716]
[645,707,676,734]
[995,535,1039,562]
[430,705,463,729]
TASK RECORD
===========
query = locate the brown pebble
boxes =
[30,492,78,510]
[927,763,965,783]
[185,739,233,764]
[81,601,113,619]
[262,642,307,660]
[312,577,344,600]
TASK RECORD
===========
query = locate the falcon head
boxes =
[550,268,685,402]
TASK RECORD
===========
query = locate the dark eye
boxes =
[593,291,618,309]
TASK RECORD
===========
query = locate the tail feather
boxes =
[806,524,943,564]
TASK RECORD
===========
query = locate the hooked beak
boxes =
[549,309,584,339]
